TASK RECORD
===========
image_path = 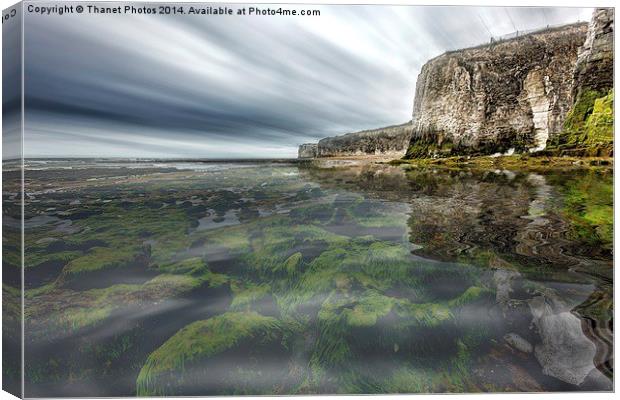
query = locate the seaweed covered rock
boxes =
[26,270,230,342]
[306,283,495,392]
[56,245,156,290]
[136,312,291,396]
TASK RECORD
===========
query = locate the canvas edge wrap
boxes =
[3,1,24,398]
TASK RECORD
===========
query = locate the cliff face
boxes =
[572,9,614,100]
[298,143,318,158]
[315,122,412,158]
[550,8,614,156]
[406,23,588,158]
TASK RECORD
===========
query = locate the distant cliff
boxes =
[405,23,588,158]
[298,122,412,158]
[298,143,318,158]
[316,122,412,157]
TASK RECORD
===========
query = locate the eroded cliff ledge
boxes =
[315,122,412,158]
[405,23,589,158]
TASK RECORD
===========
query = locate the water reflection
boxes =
[301,163,613,387]
[13,161,613,396]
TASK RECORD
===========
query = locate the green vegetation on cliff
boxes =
[405,139,454,159]
[548,89,614,156]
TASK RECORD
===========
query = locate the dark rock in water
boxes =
[238,207,260,222]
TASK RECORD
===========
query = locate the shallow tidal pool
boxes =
[3,160,613,396]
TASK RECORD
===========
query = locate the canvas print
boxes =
[1,1,614,397]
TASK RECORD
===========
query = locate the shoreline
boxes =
[390,154,613,170]
[304,154,614,171]
[5,154,614,172]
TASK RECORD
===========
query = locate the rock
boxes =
[572,8,614,100]
[493,269,521,310]
[504,333,533,353]
[298,143,318,158]
[317,122,412,157]
[406,23,588,158]
[299,122,412,158]
[528,295,598,386]
[548,8,615,156]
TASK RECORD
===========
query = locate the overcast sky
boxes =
[18,3,593,159]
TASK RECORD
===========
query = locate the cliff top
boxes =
[427,21,588,64]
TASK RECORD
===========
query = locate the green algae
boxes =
[317,289,396,329]
[447,286,493,308]
[60,246,140,275]
[563,89,613,143]
[405,138,455,159]
[158,257,206,275]
[136,312,286,396]
[556,172,613,248]
[26,272,222,337]
[384,342,475,393]
[584,90,614,144]
[223,223,346,288]
[62,305,116,332]
[230,283,271,310]
[281,252,303,274]
[303,281,490,393]
[546,89,614,156]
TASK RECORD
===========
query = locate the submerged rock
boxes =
[493,269,521,312]
[528,295,598,386]
[504,333,533,354]
[136,312,290,396]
